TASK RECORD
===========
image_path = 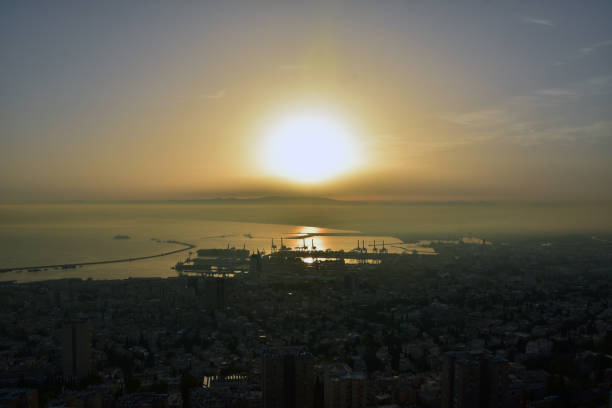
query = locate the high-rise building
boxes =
[343,273,358,293]
[60,321,91,381]
[324,364,367,408]
[249,253,263,278]
[454,358,481,407]
[441,352,458,407]
[263,346,314,408]
[215,278,225,310]
[482,354,509,408]
[441,350,508,408]
[204,277,226,309]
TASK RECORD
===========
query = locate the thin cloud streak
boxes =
[555,39,612,65]
[520,16,553,27]
[200,89,226,99]
[533,88,578,98]
[441,75,612,147]
[278,64,310,71]
[580,40,612,56]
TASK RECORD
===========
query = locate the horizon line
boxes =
[1,196,611,206]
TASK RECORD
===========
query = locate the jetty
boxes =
[0,241,196,274]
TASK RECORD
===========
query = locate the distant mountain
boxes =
[166,196,496,206]
[168,196,343,204]
[59,197,495,205]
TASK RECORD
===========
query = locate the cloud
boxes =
[520,16,553,27]
[200,89,226,99]
[533,88,578,98]
[518,121,612,145]
[444,106,611,147]
[442,109,511,128]
[376,133,492,152]
[511,88,578,109]
[580,40,612,57]
[512,76,610,109]
[278,64,310,71]
[584,75,612,95]
[441,76,612,147]
[555,39,612,65]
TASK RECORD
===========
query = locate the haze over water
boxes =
[2,200,610,282]
[0,203,423,282]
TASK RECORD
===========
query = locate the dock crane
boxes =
[295,238,308,251]
[380,240,388,253]
[370,240,378,253]
[271,238,277,253]
[311,239,317,251]
[280,237,289,251]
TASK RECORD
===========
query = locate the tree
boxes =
[125,377,141,394]
[151,380,168,394]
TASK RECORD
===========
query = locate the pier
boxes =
[0,240,196,274]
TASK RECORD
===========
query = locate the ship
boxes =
[196,246,250,259]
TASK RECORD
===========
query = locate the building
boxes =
[215,278,225,309]
[0,388,38,408]
[453,358,481,407]
[263,346,315,408]
[203,277,226,309]
[250,253,263,278]
[60,321,91,381]
[192,375,261,408]
[116,393,168,408]
[441,350,509,408]
[343,273,358,293]
[63,389,102,408]
[324,364,367,408]
[482,354,509,408]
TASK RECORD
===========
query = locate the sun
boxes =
[261,110,359,183]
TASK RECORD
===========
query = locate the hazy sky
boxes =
[1,0,611,202]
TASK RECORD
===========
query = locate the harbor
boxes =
[0,240,195,274]
[173,238,413,277]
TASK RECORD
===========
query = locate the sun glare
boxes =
[261,111,359,183]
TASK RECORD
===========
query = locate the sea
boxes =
[0,204,433,283]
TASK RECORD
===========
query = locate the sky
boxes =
[1,0,611,202]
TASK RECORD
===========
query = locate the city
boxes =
[2,1,612,407]
[1,235,610,407]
